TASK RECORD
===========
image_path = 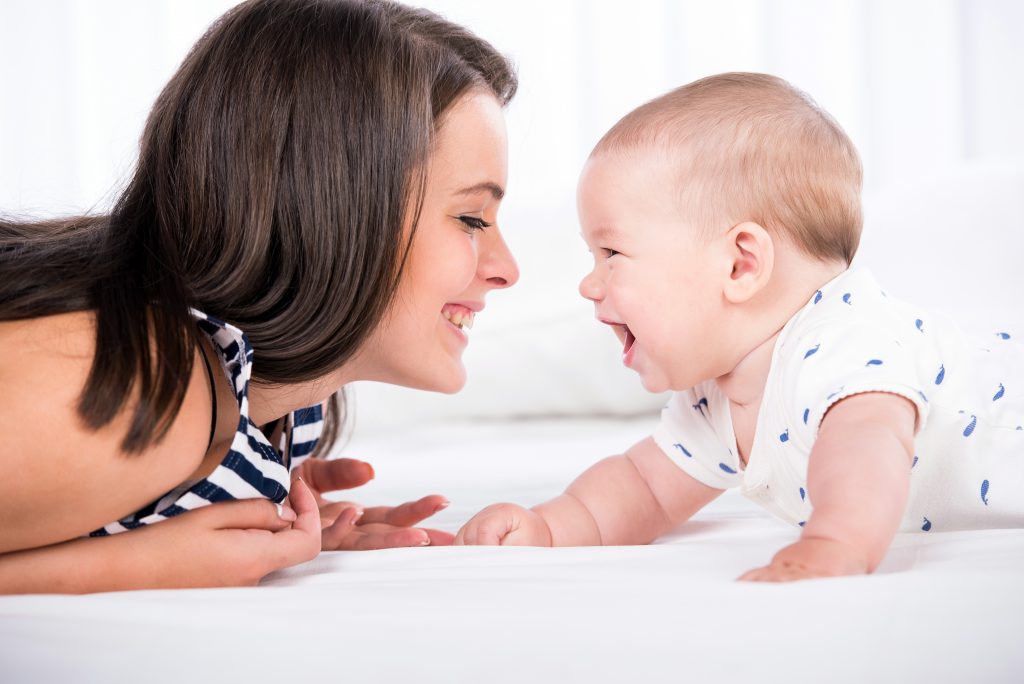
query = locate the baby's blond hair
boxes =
[594,73,863,264]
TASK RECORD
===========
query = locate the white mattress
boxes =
[2,416,1022,683]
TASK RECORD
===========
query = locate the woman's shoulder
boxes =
[0,311,214,552]
[0,309,96,359]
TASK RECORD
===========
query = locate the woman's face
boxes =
[354,91,519,392]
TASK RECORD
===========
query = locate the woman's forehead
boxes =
[431,92,508,193]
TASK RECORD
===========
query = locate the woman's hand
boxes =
[291,458,454,550]
[737,536,870,582]
[135,477,323,588]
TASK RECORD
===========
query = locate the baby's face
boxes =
[577,151,732,393]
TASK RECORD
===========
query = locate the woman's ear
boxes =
[721,221,774,304]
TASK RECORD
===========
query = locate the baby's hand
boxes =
[738,537,869,582]
[454,503,553,546]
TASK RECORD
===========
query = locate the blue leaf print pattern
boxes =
[915,319,924,332]
[963,415,977,437]
[813,290,822,304]
[779,429,789,443]
[802,408,810,425]
[996,332,1011,340]
[865,359,883,367]
[799,487,806,501]
[719,463,737,474]
[798,521,806,527]
[673,443,693,458]
[691,397,709,415]
[912,455,918,468]
[917,390,929,403]
[922,517,932,532]
[981,480,990,506]
[826,386,846,402]
[804,344,820,359]
[842,293,852,305]
[993,383,1005,401]
[935,364,945,385]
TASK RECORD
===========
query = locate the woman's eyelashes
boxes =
[456,215,493,232]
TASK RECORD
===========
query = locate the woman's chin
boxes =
[415,361,467,394]
[435,368,467,394]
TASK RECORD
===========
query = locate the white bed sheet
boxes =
[2,416,1022,683]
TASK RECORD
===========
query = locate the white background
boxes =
[2,1,1022,425]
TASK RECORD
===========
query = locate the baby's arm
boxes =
[455,437,722,546]
[740,392,916,581]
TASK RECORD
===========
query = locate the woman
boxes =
[0,0,518,592]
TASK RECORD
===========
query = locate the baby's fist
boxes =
[454,503,553,546]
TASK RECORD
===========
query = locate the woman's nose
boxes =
[578,268,603,302]
[481,229,519,289]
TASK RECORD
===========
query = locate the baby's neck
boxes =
[715,254,847,410]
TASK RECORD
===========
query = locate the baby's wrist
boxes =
[526,506,555,546]
[788,534,871,574]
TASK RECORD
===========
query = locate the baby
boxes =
[455,73,1024,581]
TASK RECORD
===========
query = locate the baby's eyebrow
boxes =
[587,226,622,243]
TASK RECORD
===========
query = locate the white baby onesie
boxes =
[653,268,1024,532]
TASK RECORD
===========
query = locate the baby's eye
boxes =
[457,216,493,232]
[602,248,620,258]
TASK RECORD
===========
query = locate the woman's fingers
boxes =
[360,495,449,527]
[348,527,430,550]
[299,458,374,493]
[321,524,431,551]
[320,506,364,550]
[424,528,455,546]
[268,478,323,564]
[286,478,322,536]
[197,498,296,532]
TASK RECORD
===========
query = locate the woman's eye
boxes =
[457,216,493,231]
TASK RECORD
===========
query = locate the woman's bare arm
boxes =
[0,481,324,594]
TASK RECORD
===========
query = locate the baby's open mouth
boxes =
[623,325,636,355]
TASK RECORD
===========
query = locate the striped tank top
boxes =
[90,310,324,536]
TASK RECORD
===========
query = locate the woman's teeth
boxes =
[443,309,475,330]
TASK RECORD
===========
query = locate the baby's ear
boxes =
[721,221,774,304]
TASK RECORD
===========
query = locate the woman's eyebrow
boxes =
[455,182,505,200]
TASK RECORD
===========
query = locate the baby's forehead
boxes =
[580,146,690,204]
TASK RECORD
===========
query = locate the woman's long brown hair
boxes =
[0,0,517,455]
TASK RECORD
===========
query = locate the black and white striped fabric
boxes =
[90,309,324,536]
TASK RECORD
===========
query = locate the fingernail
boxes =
[364,463,375,480]
[419,538,430,546]
[277,504,297,521]
[435,499,450,511]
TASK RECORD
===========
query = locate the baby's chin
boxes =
[637,371,673,395]
[637,365,701,394]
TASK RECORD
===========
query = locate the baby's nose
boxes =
[578,270,603,302]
